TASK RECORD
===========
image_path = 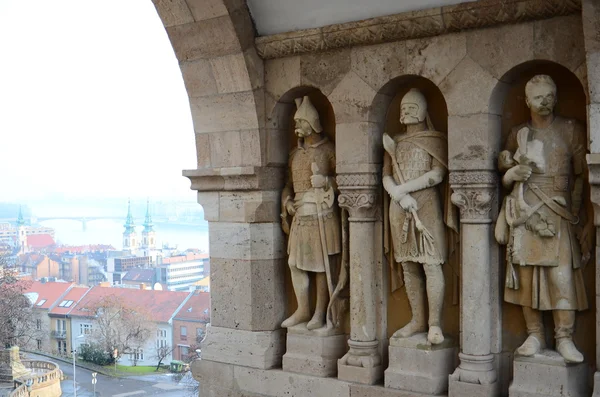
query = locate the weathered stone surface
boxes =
[166,17,241,61]
[201,326,285,369]
[218,191,279,223]
[533,15,585,72]
[196,192,219,221]
[209,222,285,260]
[152,0,194,28]
[195,132,211,168]
[265,56,302,101]
[243,47,265,91]
[181,59,219,98]
[240,128,264,167]
[448,378,499,397]
[190,91,259,133]
[589,104,600,153]
[583,0,600,52]
[209,130,241,168]
[186,0,226,21]
[210,53,253,94]
[234,366,351,397]
[210,257,285,330]
[350,42,406,92]
[300,49,351,96]
[193,359,235,388]
[329,71,377,124]
[385,334,457,395]
[282,333,347,378]
[406,33,466,86]
[440,56,498,116]
[587,51,600,105]
[336,122,381,165]
[448,113,501,171]
[265,127,289,166]
[509,352,589,397]
[466,23,533,80]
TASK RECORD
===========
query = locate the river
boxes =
[39,219,209,251]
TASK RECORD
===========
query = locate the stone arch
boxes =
[152,0,265,169]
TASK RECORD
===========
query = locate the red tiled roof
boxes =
[48,286,90,316]
[23,281,73,310]
[173,291,210,321]
[69,286,191,323]
[26,234,56,248]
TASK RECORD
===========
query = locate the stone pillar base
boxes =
[448,377,499,397]
[509,351,589,397]
[384,333,457,395]
[282,325,347,378]
[200,325,285,370]
[592,371,600,397]
[338,340,383,385]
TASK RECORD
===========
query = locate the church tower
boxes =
[16,206,27,254]
[122,200,138,252]
[141,199,156,250]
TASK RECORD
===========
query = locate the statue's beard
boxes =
[534,106,553,115]
[400,115,421,125]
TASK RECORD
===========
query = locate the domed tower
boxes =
[122,200,138,252]
[141,199,156,250]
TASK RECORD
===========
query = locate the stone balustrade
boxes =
[8,360,62,397]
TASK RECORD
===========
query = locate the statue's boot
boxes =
[393,262,426,338]
[307,272,328,330]
[282,265,311,328]
[424,263,444,344]
[554,310,583,363]
[516,306,545,356]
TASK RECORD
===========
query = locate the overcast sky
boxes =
[0,0,196,202]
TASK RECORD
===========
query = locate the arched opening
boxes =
[491,60,594,377]
[371,75,459,346]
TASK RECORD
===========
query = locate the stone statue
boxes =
[495,74,592,363]
[280,96,346,331]
[383,88,458,345]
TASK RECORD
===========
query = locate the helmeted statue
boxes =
[495,74,592,363]
[280,96,346,331]
[383,88,458,345]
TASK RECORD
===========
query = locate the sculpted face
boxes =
[400,103,422,125]
[526,82,556,116]
[294,118,313,137]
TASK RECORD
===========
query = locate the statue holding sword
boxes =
[281,96,347,331]
[383,88,458,345]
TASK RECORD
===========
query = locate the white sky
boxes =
[0,0,196,201]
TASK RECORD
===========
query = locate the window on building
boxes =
[36,299,46,306]
[180,346,189,358]
[80,323,92,335]
[180,326,187,340]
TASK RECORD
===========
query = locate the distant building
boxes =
[141,200,156,251]
[18,254,60,280]
[172,291,210,361]
[121,268,158,289]
[0,207,56,252]
[157,252,208,292]
[122,200,138,252]
[108,255,152,284]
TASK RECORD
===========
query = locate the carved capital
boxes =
[338,189,378,220]
[450,171,498,224]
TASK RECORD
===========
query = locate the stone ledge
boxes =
[183,165,285,191]
[255,0,581,59]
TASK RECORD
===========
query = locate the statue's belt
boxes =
[529,183,578,224]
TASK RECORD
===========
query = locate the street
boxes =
[26,354,198,397]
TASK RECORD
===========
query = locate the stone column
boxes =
[448,170,500,397]
[336,172,383,385]
[589,156,600,397]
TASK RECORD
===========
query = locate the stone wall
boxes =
[152,0,600,396]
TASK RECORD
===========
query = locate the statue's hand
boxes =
[285,200,296,216]
[577,220,594,266]
[506,165,532,183]
[311,174,327,189]
[399,194,417,212]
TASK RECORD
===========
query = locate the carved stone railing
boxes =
[9,360,62,397]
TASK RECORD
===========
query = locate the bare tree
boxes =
[0,263,35,347]
[154,344,175,371]
[88,295,155,364]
